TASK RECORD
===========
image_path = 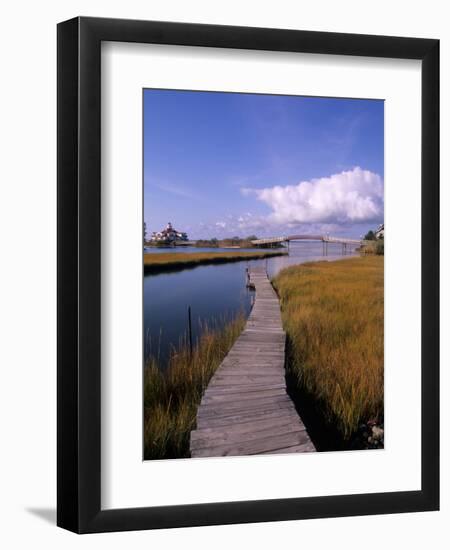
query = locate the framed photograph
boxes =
[57,17,439,533]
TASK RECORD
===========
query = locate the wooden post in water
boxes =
[188,306,193,357]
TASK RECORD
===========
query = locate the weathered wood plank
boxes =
[219,359,285,368]
[197,401,294,421]
[192,430,312,457]
[210,375,285,386]
[197,395,293,416]
[192,415,304,440]
[196,408,302,430]
[209,368,284,378]
[204,383,286,395]
[201,388,286,404]
[191,423,306,451]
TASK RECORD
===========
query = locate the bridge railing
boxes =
[250,234,362,246]
[323,236,362,245]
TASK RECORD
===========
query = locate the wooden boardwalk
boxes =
[190,266,315,458]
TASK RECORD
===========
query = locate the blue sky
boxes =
[143,89,384,240]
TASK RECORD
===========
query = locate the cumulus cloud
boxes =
[242,167,384,225]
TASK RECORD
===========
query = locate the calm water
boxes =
[143,242,356,367]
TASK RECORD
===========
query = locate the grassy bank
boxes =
[360,239,384,255]
[144,315,246,460]
[144,250,287,273]
[273,256,384,439]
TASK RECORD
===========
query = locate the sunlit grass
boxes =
[273,256,384,438]
[143,250,286,273]
[143,315,246,460]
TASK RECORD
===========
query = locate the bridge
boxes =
[251,234,362,255]
[250,234,362,246]
[190,266,315,457]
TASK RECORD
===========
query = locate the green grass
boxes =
[273,256,384,438]
[143,250,287,273]
[144,315,246,460]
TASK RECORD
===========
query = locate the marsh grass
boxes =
[360,240,384,255]
[144,315,246,460]
[143,250,286,273]
[273,256,384,439]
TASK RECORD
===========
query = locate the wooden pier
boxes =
[190,266,315,457]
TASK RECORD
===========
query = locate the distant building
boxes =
[151,222,188,243]
[375,223,384,239]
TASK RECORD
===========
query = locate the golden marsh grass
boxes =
[144,315,246,460]
[273,256,384,438]
[143,250,286,273]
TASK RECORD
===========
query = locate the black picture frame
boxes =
[57,16,439,533]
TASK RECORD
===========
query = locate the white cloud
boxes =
[242,167,384,225]
[215,221,227,228]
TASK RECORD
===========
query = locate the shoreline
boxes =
[144,250,287,274]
